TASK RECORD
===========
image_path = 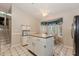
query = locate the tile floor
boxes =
[0,45,33,56]
[54,44,74,56]
[0,44,74,56]
[0,29,74,56]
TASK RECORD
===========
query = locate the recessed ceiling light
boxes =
[6,13,12,16]
[0,11,6,14]
[0,11,11,16]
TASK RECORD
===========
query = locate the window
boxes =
[41,18,63,36]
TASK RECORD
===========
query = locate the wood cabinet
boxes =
[27,35,54,56]
[21,36,30,46]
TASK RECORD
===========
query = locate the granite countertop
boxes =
[25,33,54,38]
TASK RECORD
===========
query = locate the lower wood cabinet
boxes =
[21,36,29,46]
[27,36,54,56]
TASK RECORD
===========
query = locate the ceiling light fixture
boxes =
[40,9,49,17]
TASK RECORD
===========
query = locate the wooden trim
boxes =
[27,49,37,56]
[22,44,28,47]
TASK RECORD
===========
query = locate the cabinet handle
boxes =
[44,45,46,48]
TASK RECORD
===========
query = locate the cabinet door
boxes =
[45,37,54,56]
[35,38,47,56]
[33,38,41,55]
[21,36,28,45]
[32,37,39,55]
[37,37,54,56]
[27,36,34,52]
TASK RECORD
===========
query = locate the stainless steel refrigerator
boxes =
[72,15,79,56]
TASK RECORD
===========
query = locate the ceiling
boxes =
[0,3,79,19]
[0,3,11,13]
[14,3,79,19]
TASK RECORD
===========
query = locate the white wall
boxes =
[42,9,79,48]
[11,4,79,48]
[11,5,40,46]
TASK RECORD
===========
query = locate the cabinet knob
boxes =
[44,45,46,48]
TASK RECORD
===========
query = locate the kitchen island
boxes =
[25,33,54,56]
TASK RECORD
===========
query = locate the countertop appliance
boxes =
[72,15,79,56]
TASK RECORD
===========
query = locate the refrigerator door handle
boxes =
[71,20,76,39]
[71,17,76,55]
